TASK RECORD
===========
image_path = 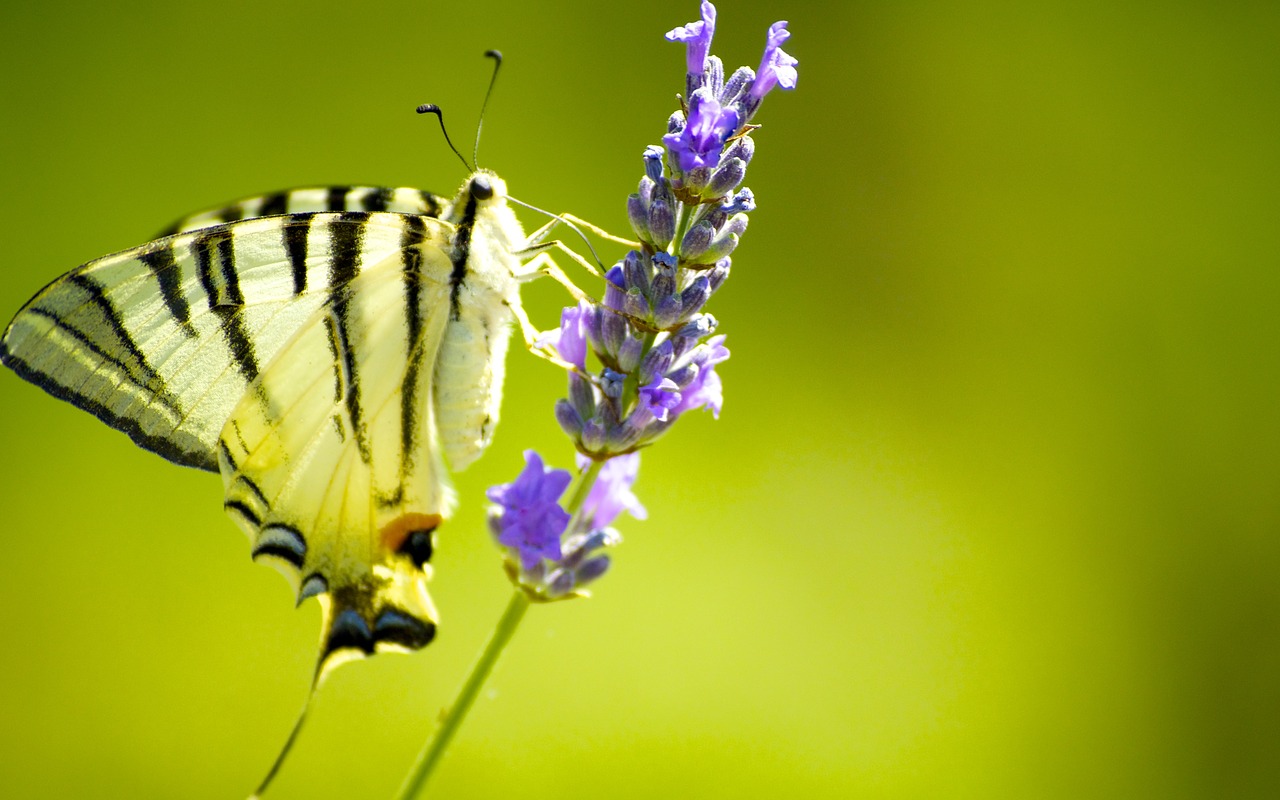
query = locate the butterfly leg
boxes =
[525,214,640,250]
[502,295,579,371]
[513,248,596,299]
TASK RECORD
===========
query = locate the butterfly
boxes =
[1,173,557,680]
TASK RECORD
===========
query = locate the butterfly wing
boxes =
[0,211,441,471]
[217,226,457,675]
[158,186,449,236]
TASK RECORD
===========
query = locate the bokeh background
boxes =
[1,1,1277,798]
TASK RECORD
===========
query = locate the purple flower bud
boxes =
[639,175,656,205]
[617,333,645,374]
[665,362,698,388]
[609,415,646,451]
[719,187,755,215]
[678,275,712,321]
[622,250,651,296]
[721,66,755,108]
[702,215,747,262]
[583,304,605,353]
[603,265,627,311]
[648,196,675,246]
[643,145,666,182]
[640,339,675,385]
[545,568,576,598]
[683,166,712,195]
[706,55,725,99]
[707,257,731,293]
[623,288,650,320]
[569,372,597,419]
[665,0,717,90]
[677,313,718,342]
[487,451,572,571]
[627,194,651,243]
[601,308,627,357]
[723,134,754,167]
[649,255,676,308]
[600,368,626,399]
[721,212,749,239]
[652,294,684,330]
[705,157,746,199]
[702,233,738,263]
[555,399,584,439]
[680,219,716,261]
[581,416,606,451]
[574,555,611,587]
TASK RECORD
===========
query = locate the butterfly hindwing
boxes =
[217,231,457,670]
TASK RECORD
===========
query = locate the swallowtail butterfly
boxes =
[1,173,547,679]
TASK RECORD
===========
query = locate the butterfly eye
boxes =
[470,175,494,200]
[399,528,436,569]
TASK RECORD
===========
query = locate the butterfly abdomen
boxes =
[435,291,514,471]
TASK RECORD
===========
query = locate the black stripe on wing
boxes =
[191,228,261,385]
[156,186,448,237]
[328,213,371,464]
[398,215,429,486]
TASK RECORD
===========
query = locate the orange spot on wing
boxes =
[379,513,443,553]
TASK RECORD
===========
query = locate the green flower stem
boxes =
[396,460,605,799]
[396,590,529,800]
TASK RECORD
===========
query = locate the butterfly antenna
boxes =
[473,49,503,167]
[507,196,609,272]
[417,103,474,172]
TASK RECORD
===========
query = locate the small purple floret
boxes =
[577,453,648,529]
[487,451,573,570]
[671,336,730,418]
[665,0,717,79]
[750,21,799,100]
[663,89,739,172]
[547,301,590,369]
[639,377,683,422]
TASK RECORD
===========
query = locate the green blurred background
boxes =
[2,1,1277,797]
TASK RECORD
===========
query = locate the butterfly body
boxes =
[2,170,527,675]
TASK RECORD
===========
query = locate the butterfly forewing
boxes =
[159,185,449,236]
[1,212,444,471]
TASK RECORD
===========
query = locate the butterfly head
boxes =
[456,168,510,212]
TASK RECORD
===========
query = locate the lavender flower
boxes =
[488,451,632,601]
[751,21,799,100]
[577,453,647,529]
[487,451,572,571]
[665,0,717,92]
[494,0,794,599]
[662,89,739,173]
[539,300,591,369]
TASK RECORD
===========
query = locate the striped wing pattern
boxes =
[0,178,526,674]
[158,185,448,237]
[219,223,456,668]
[2,210,441,471]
